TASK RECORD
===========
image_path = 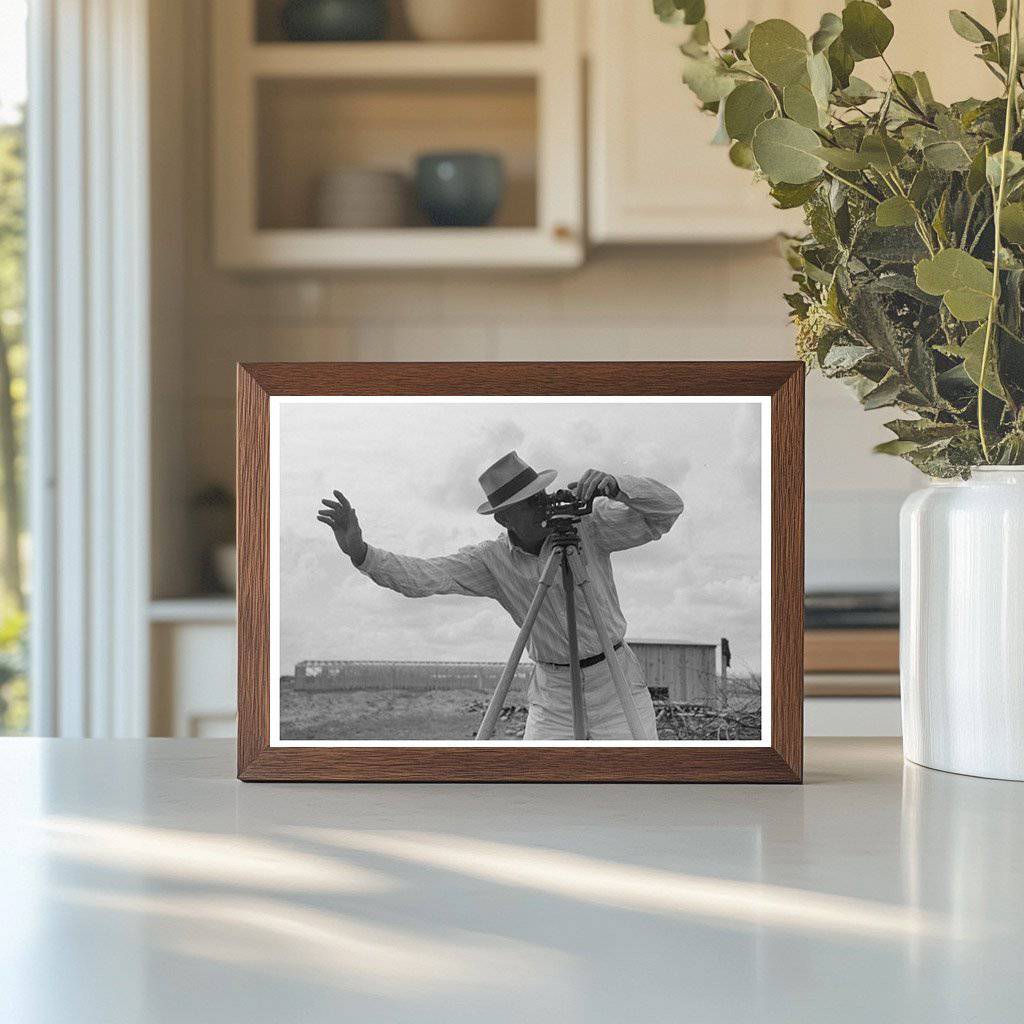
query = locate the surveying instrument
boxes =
[475,489,646,741]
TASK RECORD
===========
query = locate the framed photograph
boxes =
[237,362,804,782]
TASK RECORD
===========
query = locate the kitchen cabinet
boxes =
[587,0,1000,244]
[587,1,812,243]
[212,0,584,269]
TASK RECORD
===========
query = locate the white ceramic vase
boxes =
[900,467,1024,780]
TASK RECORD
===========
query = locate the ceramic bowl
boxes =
[280,0,388,42]
[403,0,534,42]
[414,152,505,227]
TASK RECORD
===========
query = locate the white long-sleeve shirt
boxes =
[356,474,683,664]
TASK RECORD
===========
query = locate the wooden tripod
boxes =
[474,529,645,741]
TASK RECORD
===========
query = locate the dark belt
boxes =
[546,641,622,670]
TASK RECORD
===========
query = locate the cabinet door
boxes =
[588,1,813,243]
[588,1,1003,245]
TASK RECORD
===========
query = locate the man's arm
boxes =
[356,542,499,599]
[575,472,684,553]
[318,490,498,599]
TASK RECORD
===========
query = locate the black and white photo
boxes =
[269,396,771,746]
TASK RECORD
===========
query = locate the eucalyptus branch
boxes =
[979,0,1021,462]
[821,167,880,203]
[750,68,783,116]
[880,54,929,119]
[968,212,994,253]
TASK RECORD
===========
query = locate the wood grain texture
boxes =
[236,361,805,783]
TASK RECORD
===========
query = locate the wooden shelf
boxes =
[212,0,583,269]
[218,227,579,270]
[805,629,899,675]
[249,42,544,79]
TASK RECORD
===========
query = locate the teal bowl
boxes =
[415,152,505,228]
[280,0,388,42]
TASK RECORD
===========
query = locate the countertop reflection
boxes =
[1,738,1021,1023]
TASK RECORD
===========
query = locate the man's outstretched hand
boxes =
[317,490,369,566]
[569,469,620,503]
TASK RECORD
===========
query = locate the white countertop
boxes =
[1,738,1021,1023]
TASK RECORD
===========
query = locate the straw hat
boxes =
[476,451,556,515]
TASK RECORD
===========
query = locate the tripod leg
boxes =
[564,546,646,741]
[561,555,588,740]
[475,547,562,740]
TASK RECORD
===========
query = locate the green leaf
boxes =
[914,249,994,321]
[948,10,993,44]
[748,19,810,87]
[874,439,921,455]
[770,179,820,208]
[807,51,833,111]
[855,226,929,263]
[993,0,1008,24]
[681,0,705,25]
[710,107,731,145]
[728,140,758,169]
[967,142,993,193]
[909,165,936,205]
[923,140,973,171]
[862,374,902,409]
[892,72,919,102]
[842,1,894,60]
[875,196,918,227]
[654,0,705,25]
[723,81,775,143]
[724,20,755,53]
[814,145,872,170]
[1000,202,1024,242]
[932,189,950,246]
[860,133,905,172]
[653,0,677,23]
[836,75,877,105]
[752,117,827,184]
[827,35,855,89]
[884,419,963,443]
[681,55,737,103]
[959,324,1007,398]
[810,12,843,54]
[986,150,1024,190]
[783,83,822,128]
[912,71,935,105]
[689,19,710,46]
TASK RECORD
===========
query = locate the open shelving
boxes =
[211,0,583,268]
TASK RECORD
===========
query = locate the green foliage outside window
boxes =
[0,111,28,733]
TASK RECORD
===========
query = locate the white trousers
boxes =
[523,643,659,740]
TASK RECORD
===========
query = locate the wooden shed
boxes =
[626,638,723,704]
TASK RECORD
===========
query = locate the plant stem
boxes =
[821,167,879,203]
[979,0,1021,463]
[880,54,929,119]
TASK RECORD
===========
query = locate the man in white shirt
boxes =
[317,451,684,740]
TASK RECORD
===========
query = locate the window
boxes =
[0,0,28,734]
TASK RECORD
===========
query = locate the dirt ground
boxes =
[279,681,524,740]
[280,678,761,741]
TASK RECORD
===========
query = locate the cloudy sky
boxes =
[275,398,765,675]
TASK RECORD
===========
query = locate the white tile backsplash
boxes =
[179,249,919,591]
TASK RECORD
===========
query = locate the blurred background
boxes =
[0,0,999,740]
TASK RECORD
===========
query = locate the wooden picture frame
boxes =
[237,361,804,782]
